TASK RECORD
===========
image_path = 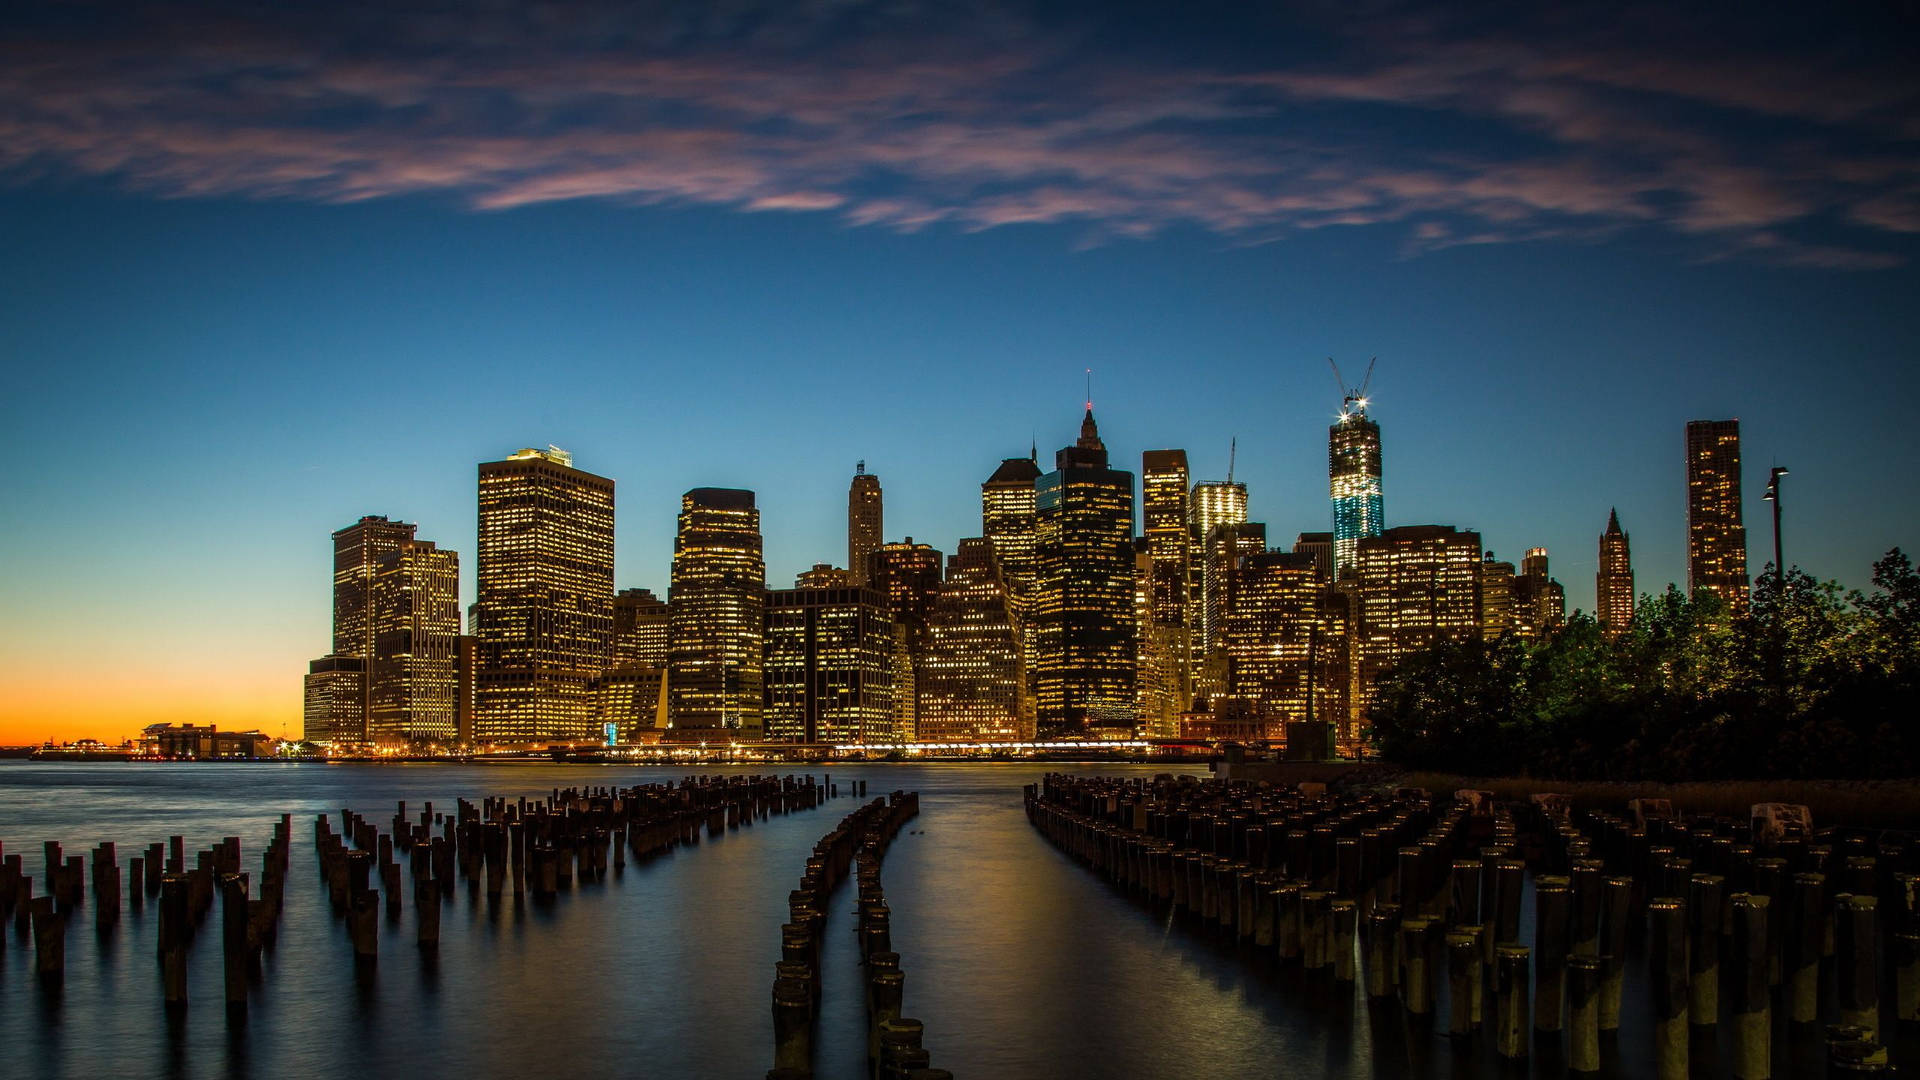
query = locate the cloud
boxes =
[0,0,1914,267]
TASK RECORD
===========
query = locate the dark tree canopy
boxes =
[1366,549,1920,780]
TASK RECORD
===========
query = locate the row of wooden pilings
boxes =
[1026,774,1914,1077]
[0,819,295,1016]
[2,774,826,1014]
[320,774,832,958]
[770,787,947,1080]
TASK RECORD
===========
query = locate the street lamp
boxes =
[1762,466,1789,586]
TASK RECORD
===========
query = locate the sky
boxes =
[2,0,1917,744]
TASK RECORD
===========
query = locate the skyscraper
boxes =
[666,487,765,738]
[303,655,366,743]
[1225,551,1348,731]
[330,514,416,739]
[1597,509,1635,639]
[1202,520,1267,663]
[1514,547,1567,638]
[1141,450,1191,628]
[1330,403,1385,580]
[1187,479,1248,666]
[848,463,883,587]
[1686,419,1748,611]
[368,539,461,745]
[981,453,1042,605]
[1293,532,1334,584]
[917,538,1033,742]
[473,447,616,745]
[1353,525,1482,706]
[611,587,669,668]
[1034,408,1136,737]
[1478,552,1517,640]
[763,585,894,744]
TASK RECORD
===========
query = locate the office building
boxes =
[368,539,461,745]
[916,538,1034,742]
[1224,551,1349,732]
[796,564,856,588]
[1514,547,1567,638]
[1330,404,1385,579]
[303,655,365,744]
[982,453,1042,605]
[1479,552,1518,640]
[848,464,883,586]
[472,447,616,745]
[1353,525,1482,703]
[1686,419,1748,611]
[1293,532,1334,584]
[666,487,766,738]
[1034,408,1137,737]
[1597,509,1635,639]
[612,587,670,668]
[763,586,894,744]
[329,514,417,739]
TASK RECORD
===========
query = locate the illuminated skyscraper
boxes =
[303,655,365,743]
[1353,525,1482,705]
[1479,552,1517,639]
[869,540,944,640]
[848,464,883,587]
[1187,479,1248,661]
[1686,419,1748,611]
[369,539,461,745]
[982,453,1042,605]
[329,514,416,738]
[1202,521,1267,663]
[1597,510,1635,640]
[667,487,765,738]
[1293,532,1334,584]
[918,538,1033,742]
[1225,551,1348,730]
[763,586,894,744]
[1514,547,1567,638]
[1330,404,1384,579]
[611,587,669,668]
[796,564,857,588]
[1034,408,1136,737]
[473,447,615,745]
[1141,451,1191,628]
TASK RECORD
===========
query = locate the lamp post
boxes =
[1762,466,1789,586]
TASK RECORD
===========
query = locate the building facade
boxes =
[328,515,417,739]
[1034,409,1137,737]
[303,655,366,743]
[848,464,883,587]
[1224,551,1348,733]
[612,587,669,668]
[472,447,616,745]
[667,487,766,738]
[1353,525,1482,705]
[982,454,1042,607]
[763,586,894,744]
[368,539,461,745]
[1597,509,1635,639]
[1330,408,1385,579]
[1686,419,1748,611]
[917,538,1033,742]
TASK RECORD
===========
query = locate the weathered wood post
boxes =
[1836,894,1879,1041]
[1567,953,1601,1074]
[1689,873,1723,1027]
[1494,944,1531,1060]
[1533,875,1570,1033]
[1729,893,1770,1080]
[1649,897,1688,1080]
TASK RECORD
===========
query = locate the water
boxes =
[0,762,1897,1078]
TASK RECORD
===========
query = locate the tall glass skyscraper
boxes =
[1330,405,1384,579]
[1034,408,1136,737]
[472,447,616,745]
[1686,419,1748,612]
[666,487,765,738]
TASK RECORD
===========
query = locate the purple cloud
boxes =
[1,1,1914,267]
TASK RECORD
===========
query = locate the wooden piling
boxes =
[1649,897,1688,1080]
[1494,944,1530,1060]
[1567,953,1601,1073]
[1729,892,1770,1080]
[1533,875,1570,1033]
[1688,873,1723,1026]
[1836,893,1879,1041]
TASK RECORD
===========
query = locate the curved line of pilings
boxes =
[770,784,945,1080]
[1026,774,1918,1077]
[1,773,825,1018]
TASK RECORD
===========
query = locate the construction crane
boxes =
[1226,436,1236,484]
[1329,356,1377,417]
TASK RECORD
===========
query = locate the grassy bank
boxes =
[1356,770,1920,830]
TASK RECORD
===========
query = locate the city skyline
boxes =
[4,1,1918,745]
